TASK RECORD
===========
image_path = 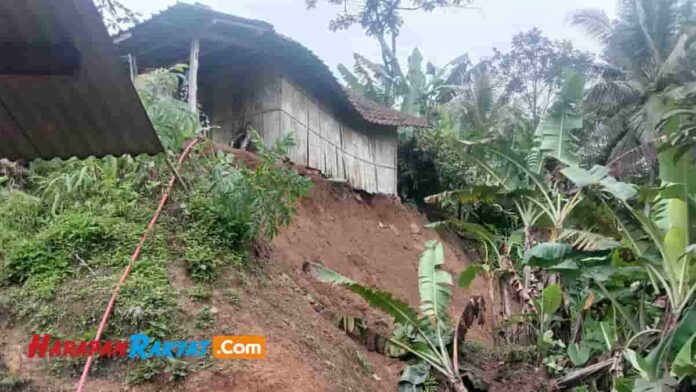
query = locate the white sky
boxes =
[118,0,617,72]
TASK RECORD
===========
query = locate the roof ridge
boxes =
[117,4,429,128]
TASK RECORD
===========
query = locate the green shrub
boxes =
[187,133,311,252]
[126,360,161,385]
[186,285,213,301]
[0,190,43,234]
[23,273,63,301]
[43,212,116,256]
[2,212,118,285]
[183,237,223,282]
[3,239,69,284]
[194,306,215,329]
[113,248,176,339]
[29,155,154,216]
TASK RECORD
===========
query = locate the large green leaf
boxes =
[672,309,696,354]
[306,262,420,327]
[458,264,486,289]
[557,228,622,251]
[625,349,652,380]
[523,242,573,267]
[671,333,696,379]
[398,362,431,392]
[547,259,580,278]
[307,262,356,285]
[533,71,585,166]
[337,64,366,96]
[654,110,696,304]
[541,283,562,316]
[632,378,679,392]
[567,342,591,366]
[561,165,638,201]
[418,241,453,323]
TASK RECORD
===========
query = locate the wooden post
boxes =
[188,38,200,114]
[127,54,138,83]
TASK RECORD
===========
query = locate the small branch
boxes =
[552,358,614,390]
[165,152,190,193]
[74,252,96,276]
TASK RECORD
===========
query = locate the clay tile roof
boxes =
[347,91,429,128]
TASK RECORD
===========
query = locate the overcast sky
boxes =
[118,0,617,72]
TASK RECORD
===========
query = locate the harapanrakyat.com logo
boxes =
[27,334,266,360]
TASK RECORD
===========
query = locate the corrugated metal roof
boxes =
[117,3,429,130]
[0,0,163,161]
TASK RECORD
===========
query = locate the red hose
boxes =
[75,138,200,392]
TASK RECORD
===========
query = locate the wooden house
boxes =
[117,3,428,195]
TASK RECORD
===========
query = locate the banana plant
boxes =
[305,241,474,392]
[532,70,585,169]
[565,92,696,388]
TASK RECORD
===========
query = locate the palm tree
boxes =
[444,62,527,142]
[570,0,696,174]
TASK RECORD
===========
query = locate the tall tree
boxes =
[338,47,429,114]
[490,28,593,127]
[93,0,141,35]
[306,0,474,102]
[571,0,696,172]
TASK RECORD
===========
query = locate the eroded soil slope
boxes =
[1,169,496,392]
[271,176,494,345]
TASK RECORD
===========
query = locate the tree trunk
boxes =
[452,378,468,392]
[489,276,498,344]
[500,276,512,343]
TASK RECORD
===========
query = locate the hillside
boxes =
[0,151,549,392]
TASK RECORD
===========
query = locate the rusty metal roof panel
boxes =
[0,0,163,161]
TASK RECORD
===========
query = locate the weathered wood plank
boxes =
[188,38,199,113]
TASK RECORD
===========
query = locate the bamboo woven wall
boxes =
[209,69,398,195]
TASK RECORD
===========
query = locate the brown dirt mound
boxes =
[165,174,497,391]
[270,176,495,346]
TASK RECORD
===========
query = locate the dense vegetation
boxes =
[324,0,696,391]
[0,68,311,386]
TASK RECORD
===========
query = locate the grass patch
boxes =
[221,288,242,307]
[0,133,309,386]
[194,306,215,330]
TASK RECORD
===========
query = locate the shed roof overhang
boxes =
[116,3,428,131]
[0,0,163,161]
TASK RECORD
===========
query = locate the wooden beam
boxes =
[188,38,199,114]
[126,54,138,83]
[0,43,80,76]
